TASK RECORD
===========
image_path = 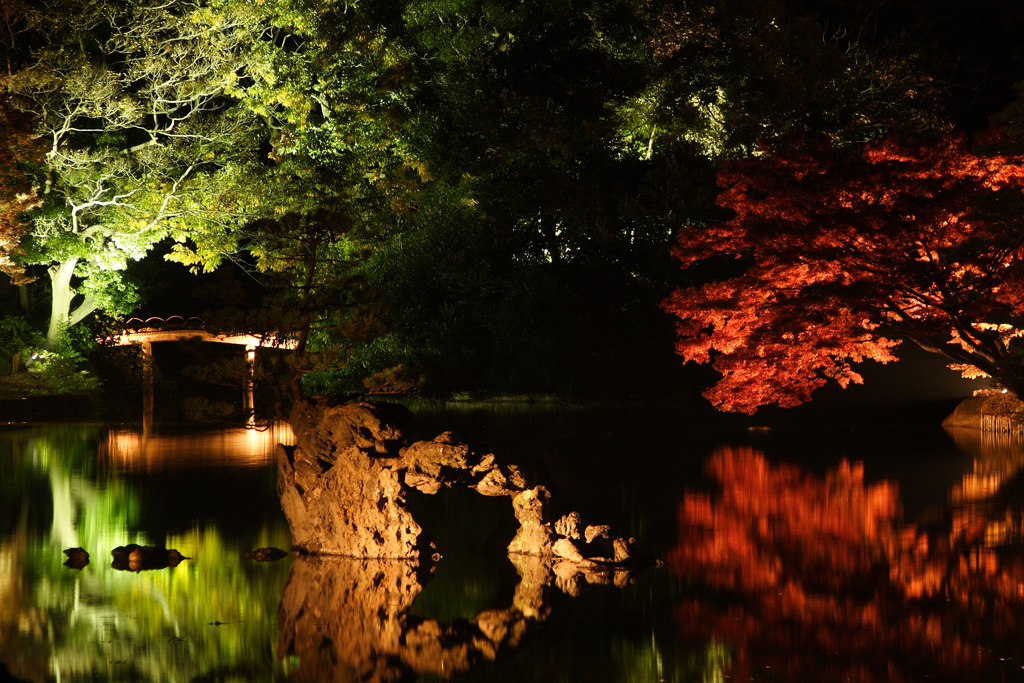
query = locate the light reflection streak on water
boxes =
[100,421,295,472]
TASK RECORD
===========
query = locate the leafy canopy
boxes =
[2,0,275,345]
[663,132,1024,412]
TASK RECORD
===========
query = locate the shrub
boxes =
[26,351,103,394]
[0,316,44,377]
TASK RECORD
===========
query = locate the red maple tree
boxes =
[0,105,42,285]
[662,133,1024,412]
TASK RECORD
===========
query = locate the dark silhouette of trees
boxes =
[3,0,1024,400]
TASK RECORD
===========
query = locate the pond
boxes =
[2,398,1024,682]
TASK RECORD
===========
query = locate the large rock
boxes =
[942,396,987,429]
[278,398,644,566]
[277,400,425,557]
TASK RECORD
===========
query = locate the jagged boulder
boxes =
[278,398,642,565]
[277,401,425,558]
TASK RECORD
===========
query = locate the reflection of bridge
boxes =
[102,422,296,471]
[109,316,297,429]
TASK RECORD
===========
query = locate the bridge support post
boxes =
[244,344,256,427]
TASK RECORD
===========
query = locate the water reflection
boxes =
[945,424,1024,474]
[4,420,668,682]
[670,445,1024,681]
[101,421,295,471]
[7,410,1023,681]
[278,554,558,682]
[0,424,293,682]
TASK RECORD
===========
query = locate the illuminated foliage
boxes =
[0,105,43,285]
[169,0,425,265]
[621,0,949,159]
[663,133,1024,412]
[2,0,273,348]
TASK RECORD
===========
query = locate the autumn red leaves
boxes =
[663,135,1024,412]
[0,106,42,285]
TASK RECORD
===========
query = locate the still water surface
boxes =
[2,400,1024,681]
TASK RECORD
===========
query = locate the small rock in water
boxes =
[111,544,189,571]
[245,547,288,562]
[63,547,90,570]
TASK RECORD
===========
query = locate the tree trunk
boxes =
[44,259,96,350]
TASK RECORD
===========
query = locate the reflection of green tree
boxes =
[21,522,293,682]
[613,636,730,683]
[0,426,294,682]
[0,424,141,561]
[0,425,124,553]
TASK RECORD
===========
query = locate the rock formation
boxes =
[277,400,425,558]
[62,547,89,570]
[110,544,188,571]
[942,395,988,429]
[277,398,643,573]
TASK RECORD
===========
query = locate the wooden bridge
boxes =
[109,316,297,429]
[110,316,298,349]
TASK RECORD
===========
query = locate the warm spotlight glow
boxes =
[110,328,297,349]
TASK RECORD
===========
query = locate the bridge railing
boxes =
[121,316,207,331]
[108,316,298,350]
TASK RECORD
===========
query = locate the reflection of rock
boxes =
[945,424,1024,470]
[245,546,288,562]
[111,544,188,571]
[278,398,643,567]
[62,547,89,570]
[277,554,556,682]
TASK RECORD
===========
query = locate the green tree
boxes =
[2,0,271,349]
[622,0,950,160]
[214,0,425,240]
[166,0,425,409]
[190,212,385,416]
[341,0,708,396]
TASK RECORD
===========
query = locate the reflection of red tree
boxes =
[670,447,1024,681]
